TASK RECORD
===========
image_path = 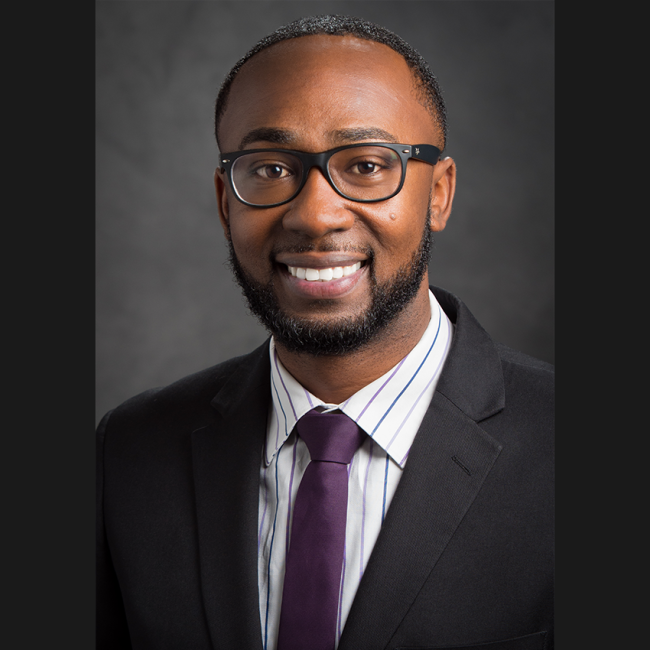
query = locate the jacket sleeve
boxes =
[96,411,133,649]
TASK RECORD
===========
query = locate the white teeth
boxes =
[287,262,362,282]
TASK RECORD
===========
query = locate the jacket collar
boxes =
[209,341,271,417]
[432,286,505,422]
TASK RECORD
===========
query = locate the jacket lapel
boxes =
[338,288,505,650]
[191,344,270,650]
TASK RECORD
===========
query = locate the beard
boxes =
[226,210,432,357]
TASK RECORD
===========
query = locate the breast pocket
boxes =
[395,630,548,650]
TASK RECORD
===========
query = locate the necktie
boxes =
[277,409,366,650]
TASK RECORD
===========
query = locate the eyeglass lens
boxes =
[230,146,403,205]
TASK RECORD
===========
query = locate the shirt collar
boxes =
[265,290,453,467]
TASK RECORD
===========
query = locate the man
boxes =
[97,15,553,650]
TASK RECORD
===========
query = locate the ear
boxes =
[214,167,231,239]
[429,156,457,233]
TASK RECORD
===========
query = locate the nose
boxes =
[281,167,355,238]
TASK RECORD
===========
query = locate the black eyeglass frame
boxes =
[217,142,442,208]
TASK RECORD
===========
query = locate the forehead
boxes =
[219,35,437,151]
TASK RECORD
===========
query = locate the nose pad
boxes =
[282,168,355,237]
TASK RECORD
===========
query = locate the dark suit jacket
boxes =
[97,287,554,650]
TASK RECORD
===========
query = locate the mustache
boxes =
[270,241,374,258]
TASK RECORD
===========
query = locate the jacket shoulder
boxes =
[97,341,270,434]
[493,342,554,413]
[484,342,554,447]
[495,342,554,377]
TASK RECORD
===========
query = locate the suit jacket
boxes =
[97,287,554,650]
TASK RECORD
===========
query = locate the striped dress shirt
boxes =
[258,290,453,650]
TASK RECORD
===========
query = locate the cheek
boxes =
[227,208,279,268]
[367,189,430,256]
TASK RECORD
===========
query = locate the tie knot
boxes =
[296,409,365,465]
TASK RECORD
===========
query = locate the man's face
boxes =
[216,35,451,355]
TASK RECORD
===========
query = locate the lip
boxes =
[274,252,367,269]
[276,260,369,300]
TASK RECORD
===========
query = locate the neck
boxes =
[274,284,431,404]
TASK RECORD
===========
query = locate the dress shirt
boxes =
[258,290,453,650]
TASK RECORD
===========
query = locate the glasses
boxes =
[218,143,441,208]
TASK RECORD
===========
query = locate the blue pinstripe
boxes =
[264,451,281,650]
[371,309,441,439]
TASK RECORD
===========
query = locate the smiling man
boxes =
[97,15,554,650]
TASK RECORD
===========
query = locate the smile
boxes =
[287,262,362,282]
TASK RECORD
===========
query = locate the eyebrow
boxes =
[237,126,399,150]
[328,127,399,144]
[238,128,296,150]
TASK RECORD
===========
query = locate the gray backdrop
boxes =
[96,0,554,425]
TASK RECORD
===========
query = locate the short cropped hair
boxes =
[214,14,448,150]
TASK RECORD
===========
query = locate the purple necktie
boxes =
[277,409,366,650]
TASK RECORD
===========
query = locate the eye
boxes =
[354,161,380,174]
[347,159,389,175]
[254,163,293,180]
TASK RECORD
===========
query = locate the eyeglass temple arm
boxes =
[410,144,442,165]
